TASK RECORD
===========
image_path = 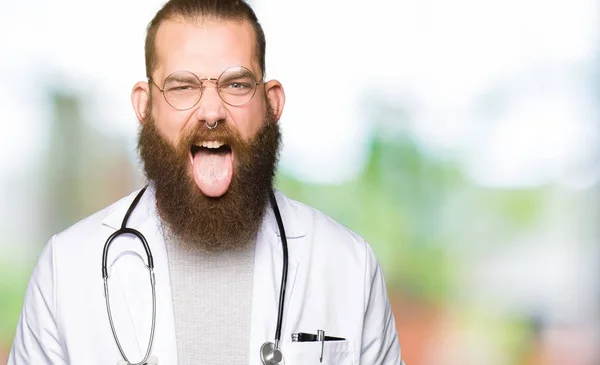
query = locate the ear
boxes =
[131,81,150,124]
[264,80,285,122]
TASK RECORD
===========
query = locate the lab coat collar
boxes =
[102,185,307,240]
[265,189,306,239]
[101,184,155,231]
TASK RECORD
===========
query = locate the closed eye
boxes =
[168,85,200,92]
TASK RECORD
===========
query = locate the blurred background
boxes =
[1,0,599,364]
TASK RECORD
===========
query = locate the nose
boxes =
[194,79,226,127]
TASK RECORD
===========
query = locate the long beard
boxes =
[137,103,281,252]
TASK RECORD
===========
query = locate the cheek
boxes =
[153,107,189,145]
[230,103,267,140]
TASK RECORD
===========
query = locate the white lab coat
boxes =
[8,186,404,365]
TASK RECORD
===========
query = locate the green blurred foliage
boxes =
[276,129,548,306]
[276,134,457,303]
[0,258,32,347]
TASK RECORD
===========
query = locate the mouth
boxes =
[190,141,232,158]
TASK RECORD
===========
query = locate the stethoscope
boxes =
[101,186,289,365]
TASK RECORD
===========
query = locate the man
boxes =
[8,0,404,364]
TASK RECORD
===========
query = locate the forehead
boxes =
[154,18,257,78]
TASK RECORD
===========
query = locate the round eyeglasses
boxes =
[149,66,262,110]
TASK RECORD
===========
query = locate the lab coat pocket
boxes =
[285,340,355,365]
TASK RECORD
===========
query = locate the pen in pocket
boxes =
[292,330,346,363]
[291,332,346,342]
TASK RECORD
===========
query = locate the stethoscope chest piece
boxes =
[260,342,285,365]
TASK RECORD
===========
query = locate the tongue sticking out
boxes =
[192,149,233,197]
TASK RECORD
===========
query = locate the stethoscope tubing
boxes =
[103,275,156,365]
[102,186,156,365]
[269,191,288,348]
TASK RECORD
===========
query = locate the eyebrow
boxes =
[167,74,201,84]
[220,69,253,79]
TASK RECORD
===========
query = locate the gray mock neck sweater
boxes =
[165,234,255,365]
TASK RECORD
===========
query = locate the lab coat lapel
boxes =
[248,191,304,365]
[102,186,178,365]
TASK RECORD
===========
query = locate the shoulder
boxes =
[28,188,148,295]
[275,190,375,262]
[51,188,144,249]
[275,191,390,319]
